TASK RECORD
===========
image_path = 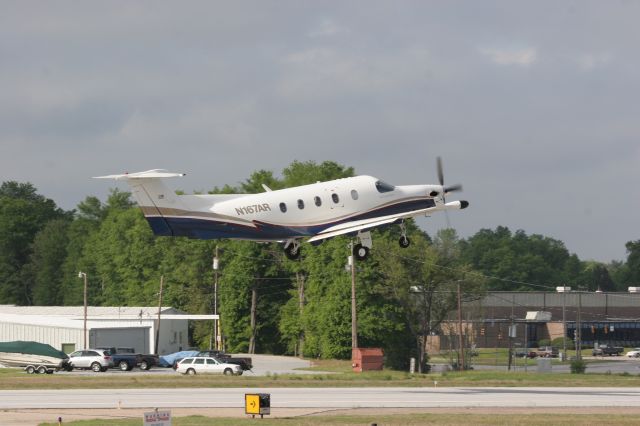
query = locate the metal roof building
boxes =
[0,305,217,355]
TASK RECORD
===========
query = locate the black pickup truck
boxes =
[198,350,253,371]
[592,345,624,356]
[98,347,159,371]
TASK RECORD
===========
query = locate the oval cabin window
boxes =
[297,199,305,209]
[332,193,339,204]
[351,190,359,200]
[279,202,287,213]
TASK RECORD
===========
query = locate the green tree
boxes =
[24,219,70,305]
[460,226,576,291]
[624,240,640,285]
[0,181,66,304]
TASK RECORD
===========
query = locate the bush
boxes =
[551,337,572,348]
[537,339,551,347]
[570,359,587,374]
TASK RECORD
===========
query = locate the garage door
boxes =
[89,327,150,353]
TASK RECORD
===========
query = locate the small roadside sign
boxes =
[245,393,271,417]
[143,409,172,426]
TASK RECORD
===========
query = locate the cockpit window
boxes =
[375,180,395,193]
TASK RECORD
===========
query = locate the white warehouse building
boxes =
[0,305,217,355]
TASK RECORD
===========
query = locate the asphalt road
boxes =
[3,387,640,409]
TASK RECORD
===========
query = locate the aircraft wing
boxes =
[93,169,185,180]
[307,201,467,243]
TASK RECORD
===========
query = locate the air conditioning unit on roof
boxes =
[525,311,552,321]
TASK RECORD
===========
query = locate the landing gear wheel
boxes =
[399,236,411,248]
[284,242,301,260]
[353,244,369,261]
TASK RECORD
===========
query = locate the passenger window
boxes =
[332,193,339,204]
[182,358,193,364]
[194,359,205,364]
[206,359,215,364]
[375,180,395,193]
[351,190,359,200]
[279,202,287,213]
[314,196,322,207]
[297,199,305,209]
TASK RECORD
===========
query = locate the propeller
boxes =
[436,156,463,197]
[436,156,463,229]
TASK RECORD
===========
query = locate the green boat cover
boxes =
[0,341,68,359]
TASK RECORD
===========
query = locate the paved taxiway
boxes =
[3,387,640,410]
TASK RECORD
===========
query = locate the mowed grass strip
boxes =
[37,412,640,426]
[3,366,640,389]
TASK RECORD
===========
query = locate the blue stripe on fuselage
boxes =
[144,197,436,240]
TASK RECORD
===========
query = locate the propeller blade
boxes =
[444,184,463,193]
[437,157,444,186]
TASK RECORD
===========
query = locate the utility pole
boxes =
[211,246,219,351]
[508,294,514,371]
[562,288,567,360]
[78,272,88,349]
[297,271,305,357]
[154,275,164,354]
[576,291,582,360]
[457,282,464,371]
[249,281,257,354]
[350,241,358,349]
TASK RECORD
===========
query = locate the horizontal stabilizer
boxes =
[93,169,185,180]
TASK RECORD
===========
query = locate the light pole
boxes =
[212,246,219,351]
[78,272,88,349]
[349,242,358,350]
[457,282,464,371]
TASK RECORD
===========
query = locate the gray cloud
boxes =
[1,1,638,262]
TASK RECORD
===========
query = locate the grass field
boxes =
[2,357,640,389]
[36,412,640,426]
[4,357,640,425]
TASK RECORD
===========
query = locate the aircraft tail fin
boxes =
[94,169,186,236]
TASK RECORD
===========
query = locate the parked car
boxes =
[626,348,640,358]
[68,349,114,372]
[197,350,253,371]
[158,350,199,368]
[97,347,159,371]
[176,356,242,376]
[592,345,624,356]
[534,346,559,358]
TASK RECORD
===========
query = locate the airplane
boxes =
[95,158,468,261]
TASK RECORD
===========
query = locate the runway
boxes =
[2,387,640,409]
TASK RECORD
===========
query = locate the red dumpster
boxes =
[352,348,384,373]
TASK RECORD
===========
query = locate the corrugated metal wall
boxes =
[0,321,82,351]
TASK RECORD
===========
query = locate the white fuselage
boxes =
[138,175,443,241]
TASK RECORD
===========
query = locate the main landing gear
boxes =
[352,231,373,261]
[284,239,301,260]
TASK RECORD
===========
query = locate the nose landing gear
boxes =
[398,222,411,248]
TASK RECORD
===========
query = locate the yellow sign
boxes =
[245,394,260,415]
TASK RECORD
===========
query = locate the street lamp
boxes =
[78,271,88,349]
[348,241,357,350]
[212,246,219,351]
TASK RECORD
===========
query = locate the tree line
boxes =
[1,160,638,368]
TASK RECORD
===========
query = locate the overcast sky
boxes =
[1,1,638,263]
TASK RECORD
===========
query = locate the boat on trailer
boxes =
[0,341,70,374]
